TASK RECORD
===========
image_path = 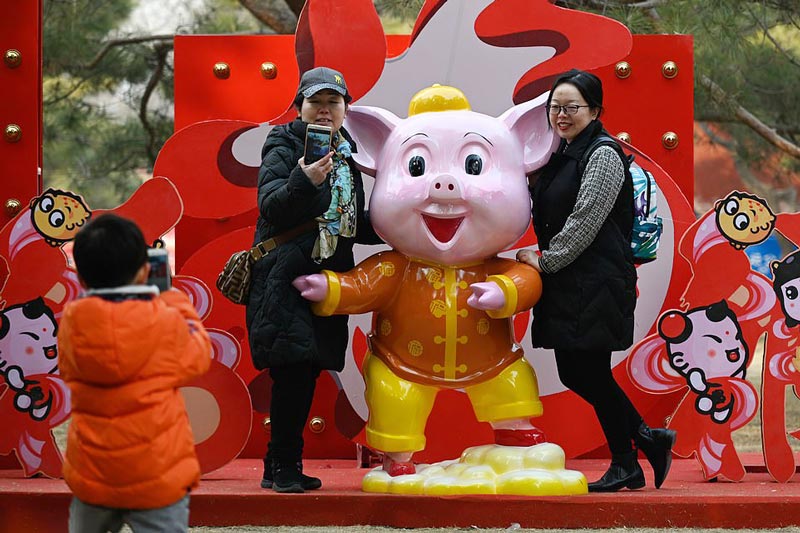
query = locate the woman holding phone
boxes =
[246,66,381,493]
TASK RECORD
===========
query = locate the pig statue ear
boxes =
[343,106,400,177]
[500,93,559,174]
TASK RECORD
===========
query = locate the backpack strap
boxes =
[578,134,633,177]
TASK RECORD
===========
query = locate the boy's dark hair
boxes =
[73,214,148,289]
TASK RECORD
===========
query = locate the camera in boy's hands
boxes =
[304,124,333,164]
[147,247,171,292]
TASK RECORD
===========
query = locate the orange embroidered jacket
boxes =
[313,251,541,387]
[58,288,211,509]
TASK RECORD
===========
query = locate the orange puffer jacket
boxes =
[58,288,211,509]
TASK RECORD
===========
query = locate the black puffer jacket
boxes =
[245,119,380,370]
[530,120,636,351]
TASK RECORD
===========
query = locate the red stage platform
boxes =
[2,455,799,531]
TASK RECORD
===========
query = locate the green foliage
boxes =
[42,0,799,209]
[194,0,262,34]
[42,0,287,208]
[374,0,424,21]
[561,0,800,180]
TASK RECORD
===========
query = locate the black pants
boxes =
[268,361,321,465]
[554,348,643,455]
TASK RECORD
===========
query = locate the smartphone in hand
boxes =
[147,247,171,292]
[304,124,333,164]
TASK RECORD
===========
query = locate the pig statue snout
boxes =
[429,175,463,200]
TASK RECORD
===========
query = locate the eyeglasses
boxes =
[547,104,590,115]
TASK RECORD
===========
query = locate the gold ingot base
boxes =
[362,442,588,496]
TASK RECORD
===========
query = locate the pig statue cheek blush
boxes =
[293,85,587,495]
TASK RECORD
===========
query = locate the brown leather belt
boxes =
[250,220,318,261]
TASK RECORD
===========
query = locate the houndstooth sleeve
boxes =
[539,145,625,274]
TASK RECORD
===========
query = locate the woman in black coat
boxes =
[517,69,675,492]
[246,66,381,493]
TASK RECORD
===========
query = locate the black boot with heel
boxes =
[634,423,676,489]
[261,454,322,492]
[587,450,645,493]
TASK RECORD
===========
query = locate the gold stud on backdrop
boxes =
[4,124,21,143]
[662,61,678,79]
[260,62,277,79]
[4,49,21,68]
[662,131,679,150]
[213,62,230,79]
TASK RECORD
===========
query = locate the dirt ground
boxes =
[189,525,800,533]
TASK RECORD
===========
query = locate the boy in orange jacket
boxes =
[57,214,211,533]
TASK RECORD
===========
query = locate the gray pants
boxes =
[68,493,190,533]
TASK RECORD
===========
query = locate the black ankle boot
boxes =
[634,423,676,489]
[588,450,645,493]
[267,460,322,493]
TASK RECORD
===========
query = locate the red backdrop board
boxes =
[167,23,695,462]
[595,35,694,202]
[0,0,43,224]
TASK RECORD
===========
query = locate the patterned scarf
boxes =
[312,135,356,262]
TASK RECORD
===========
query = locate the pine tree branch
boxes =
[140,43,170,164]
[237,0,298,34]
[697,113,800,136]
[586,0,669,8]
[699,74,800,160]
[85,35,175,70]
[745,4,800,69]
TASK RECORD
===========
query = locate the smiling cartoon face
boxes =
[772,250,800,327]
[0,298,59,378]
[30,189,91,246]
[659,300,748,380]
[714,191,775,250]
[347,86,555,266]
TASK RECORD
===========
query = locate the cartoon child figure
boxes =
[772,250,800,370]
[656,300,757,480]
[714,191,776,251]
[294,85,556,477]
[660,300,749,423]
[0,297,70,476]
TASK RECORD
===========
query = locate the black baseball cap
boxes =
[295,66,352,103]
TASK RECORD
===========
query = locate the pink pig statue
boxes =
[294,85,559,476]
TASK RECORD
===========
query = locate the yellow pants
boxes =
[363,353,543,453]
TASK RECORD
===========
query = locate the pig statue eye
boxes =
[408,156,426,177]
[465,154,483,175]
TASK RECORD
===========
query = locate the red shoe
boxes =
[494,427,547,447]
[382,457,416,476]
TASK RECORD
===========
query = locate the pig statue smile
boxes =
[294,85,587,495]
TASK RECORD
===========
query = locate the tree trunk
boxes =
[238,0,299,34]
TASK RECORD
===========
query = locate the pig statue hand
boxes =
[467,281,506,310]
[293,274,329,302]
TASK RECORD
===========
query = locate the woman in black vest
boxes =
[517,69,675,492]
